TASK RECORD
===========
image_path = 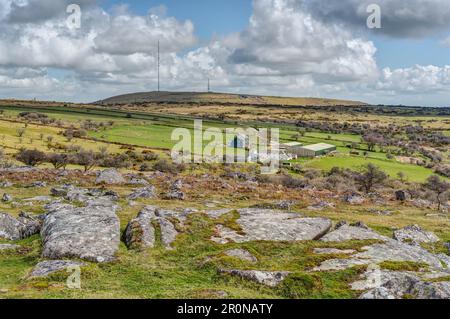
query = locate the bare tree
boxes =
[75,149,96,172]
[16,149,46,167]
[425,175,450,211]
[48,153,70,170]
[16,128,26,138]
[354,163,388,194]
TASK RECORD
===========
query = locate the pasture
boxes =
[0,103,442,182]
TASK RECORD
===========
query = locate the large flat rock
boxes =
[314,240,447,271]
[211,209,332,243]
[353,269,450,299]
[219,269,290,287]
[41,197,120,263]
[320,225,389,242]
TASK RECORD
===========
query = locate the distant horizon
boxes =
[3,89,450,109]
[2,1,450,106]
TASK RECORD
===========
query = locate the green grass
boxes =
[302,155,435,182]
[0,213,368,299]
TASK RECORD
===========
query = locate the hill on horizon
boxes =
[95,91,367,107]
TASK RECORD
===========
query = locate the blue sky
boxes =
[102,0,450,69]
[2,0,450,106]
[104,0,253,39]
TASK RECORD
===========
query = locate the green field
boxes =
[0,104,441,182]
[303,155,434,182]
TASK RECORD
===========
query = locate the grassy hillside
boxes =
[96,91,367,107]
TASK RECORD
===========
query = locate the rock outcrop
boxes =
[124,206,182,250]
[165,180,185,200]
[353,269,450,299]
[159,218,178,250]
[127,186,156,200]
[393,225,440,245]
[95,168,126,185]
[314,240,447,271]
[219,269,290,287]
[0,212,41,240]
[320,224,389,242]
[210,208,332,244]
[41,192,120,263]
[123,207,156,249]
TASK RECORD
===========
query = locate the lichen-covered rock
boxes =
[165,189,185,200]
[41,200,120,263]
[95,168,126,185]
[30,260,85,278]
[313,248,356,255]
[393,225,440,245]
[123,207,156,250]
[354,270,450,299]
[128,186,156,200]
[159,218,178,250]
[2,193,12,202]
[320,224,389,242]
[28,181,47,188]
[126,175,150,186]
[211,209,331,243]
[343,193,365,204]
[224,249,257,263]
[0,213,24,240]
[165,180,185,200]
[219,269,290,287]
[0,212,40,240]
[314,240,446,271]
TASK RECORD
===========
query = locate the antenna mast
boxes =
[157,40,160,92]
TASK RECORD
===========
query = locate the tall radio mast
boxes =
[157,40,160,92]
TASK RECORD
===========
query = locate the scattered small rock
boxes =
[343,193,365,205]
[219,269,290,287]
[165,180,185,200]
[307,201,334,211]
[126,175,150,186]
[224,249,257,263]
[27,181,47,188]
[30,260,85,278]
[1,193,12,202]
[313,248,356,255]
[395,190,406,202]
[393,225,440,246]
[127,186,157,200]
[0,181,12,188]
[95,168,126,185]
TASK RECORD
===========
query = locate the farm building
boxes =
[297,143,336,157]
[281,142,303,155]
[230,134,246,148]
